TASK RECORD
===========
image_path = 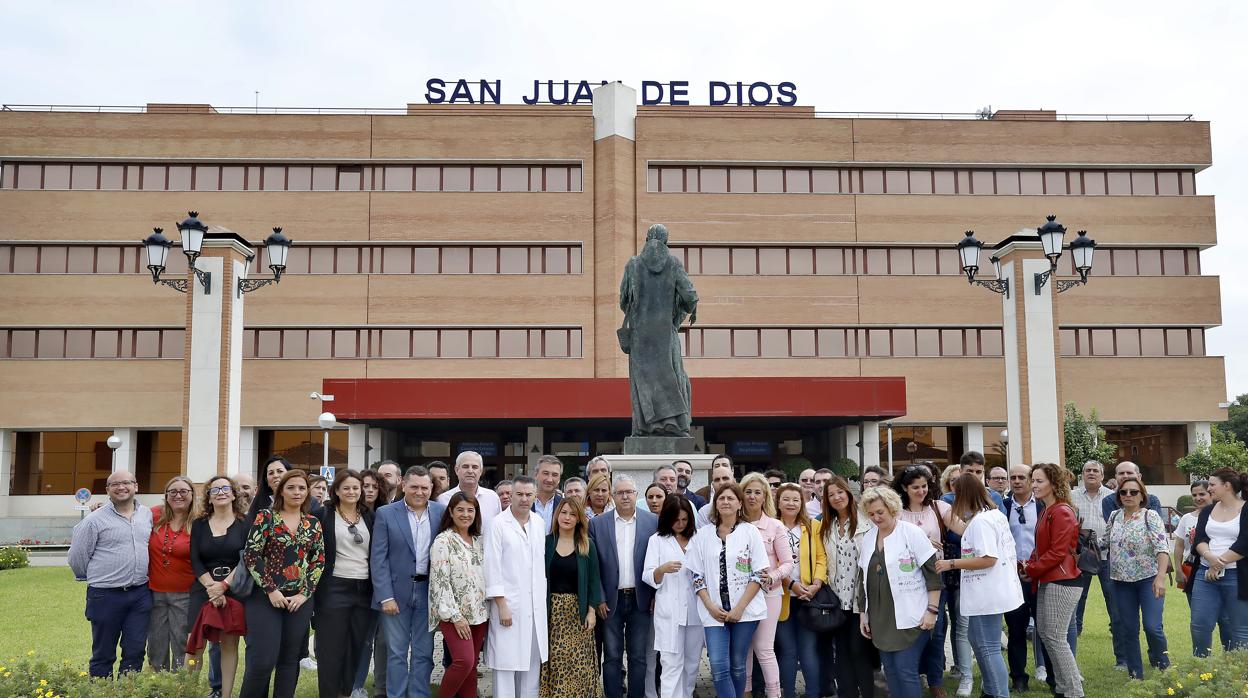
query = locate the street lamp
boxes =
[142,212,293,296]
[956,231,1009,295]
[1000,428,1009,468]
[318,411,337,476]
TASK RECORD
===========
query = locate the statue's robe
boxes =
[619,243,699,436]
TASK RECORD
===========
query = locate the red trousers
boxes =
[438,621,488,698]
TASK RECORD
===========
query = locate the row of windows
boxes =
[670,245,1200,277]
[648,166,1197,197]
[9,430,182,496]
[0,162,583,193]
[0,244,584,275]
[680,327,1005,358]
[0,243,1199,278]
[1059,328,1206,357]
[241,327,584,359]
[0,326,1210,360]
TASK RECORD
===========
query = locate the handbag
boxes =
[795,526,846,633]
[226,549,254,598]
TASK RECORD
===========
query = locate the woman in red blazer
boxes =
[1022,463,1084,698]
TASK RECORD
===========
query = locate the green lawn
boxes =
[0,566,1214,696]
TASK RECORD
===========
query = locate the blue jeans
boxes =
[1113,577,1168,678]
[380,581,433,698]
[704,621,759,698]
[967,614,1009,697]
[919,591,947,688]
[1092,570,1130,665]
[84,585,153,678]
[879,629,929,698]
[774,615,819,698]
[603,591,653,698]
[1191,567,1248,656]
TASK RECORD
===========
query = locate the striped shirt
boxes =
[68,501,152,588]
[1072,485,1113,558]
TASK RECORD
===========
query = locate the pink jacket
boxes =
[749,514,795,597]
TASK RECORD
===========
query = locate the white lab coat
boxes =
[483,508,549,670]
[643,531,700,653]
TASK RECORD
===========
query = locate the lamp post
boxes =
[106,435,122,472]
[1000,428,1009,468]
[140,211,295,481]
[955,215,1098,467]
[318,412,337,476]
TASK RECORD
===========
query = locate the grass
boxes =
[0,567,1219,696]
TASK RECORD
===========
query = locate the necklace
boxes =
[159,526,176,568]
[338,506,361,525]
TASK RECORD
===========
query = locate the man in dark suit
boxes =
[371,465,446,698]
[672,459,705,510]
[589,474,660,698]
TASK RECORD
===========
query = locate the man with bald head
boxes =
[1100,461,1163,522]
[69,469,154,678]
[233,473,258,510]
[1002,463,1044,692]
[437,450,502,523]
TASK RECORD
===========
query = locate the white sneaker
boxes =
[350,690,368,698]
[1034,665,1047,682]
[299,657,318,671]
[956,674,973,696]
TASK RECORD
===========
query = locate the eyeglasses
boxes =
[107,480,137,488]
[614,490,637,497]
[208,485,233,495]
[989,476,1007,481]
[1120,489,1142,497]
[347,523,364,545]
[165,489,193,497]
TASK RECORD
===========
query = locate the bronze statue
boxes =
[619,224,699,437]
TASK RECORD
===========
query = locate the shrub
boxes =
[1177,494,1195,513]
[830,457,859,479]
[0,545,29,570]
[0,655,206,697]
[1126,649,1248,697]
[1176,424,1248,480]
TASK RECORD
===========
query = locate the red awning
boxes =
[321,377,906,421]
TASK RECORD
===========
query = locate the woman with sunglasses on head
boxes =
[314,470,376,698]
[430,491,489,698]
[186,475,248,698]
[147,475,201,672]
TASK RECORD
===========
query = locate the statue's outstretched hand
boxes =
[689,312,697,326]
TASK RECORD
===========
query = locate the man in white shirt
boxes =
[483,477,547,698]
[589,476,660,698]
[1072,459,1127,671]
[437,451,502,525]
[587,455,613,484]
[1002,463,1042,693]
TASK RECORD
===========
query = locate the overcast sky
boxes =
[3,0,1246,402]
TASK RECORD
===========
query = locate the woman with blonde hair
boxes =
[147,475,201,671]
[740,471,791,698]
[541,495,602,697]
[586,472,614,518]
[939,464,962,497]
[773,482,824,698]
[858,486,943,698]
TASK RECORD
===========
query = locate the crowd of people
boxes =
[67,449,1248,698]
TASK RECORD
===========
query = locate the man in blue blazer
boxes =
[371,465,446,698]
[589,474,660,698]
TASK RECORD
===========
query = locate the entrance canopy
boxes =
[322,377,906,422]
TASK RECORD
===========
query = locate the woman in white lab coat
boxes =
[482,478,550,698]
[643,494,704,698]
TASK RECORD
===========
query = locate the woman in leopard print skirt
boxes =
[540,496,603,698]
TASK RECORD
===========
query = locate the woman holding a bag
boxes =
[773,483,826,698]
[934,474,1021,698]
[1106,474,1171,679]
[823,476,873,698]
[186,475,249,698]
[857,486,943,698]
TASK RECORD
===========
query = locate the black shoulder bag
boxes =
[796,525,846,633]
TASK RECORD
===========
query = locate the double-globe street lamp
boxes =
[141,211,294,295]
[956,215,1097,298]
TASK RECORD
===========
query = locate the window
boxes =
[701,168,728,193]
[136,431,183,493]
[259,429,348,472]
[10,431,117,495]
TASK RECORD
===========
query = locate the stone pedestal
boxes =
[607,453,715,493]
[624,436,697,455]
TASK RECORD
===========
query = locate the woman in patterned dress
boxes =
[240,469,326,698]
[1106,475,1171,678]
[540,495,602,697]
[429,491,489,698]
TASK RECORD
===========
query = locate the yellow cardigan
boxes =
[779,519,828,621]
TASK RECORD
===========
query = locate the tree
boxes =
[1063,402,1118,475]
[1221,393,1248,446]
[1175,424,1248,480]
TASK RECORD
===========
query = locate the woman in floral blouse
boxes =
[1106,475,1170,679]
[429,491,488,698]
[240,469,325,698]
